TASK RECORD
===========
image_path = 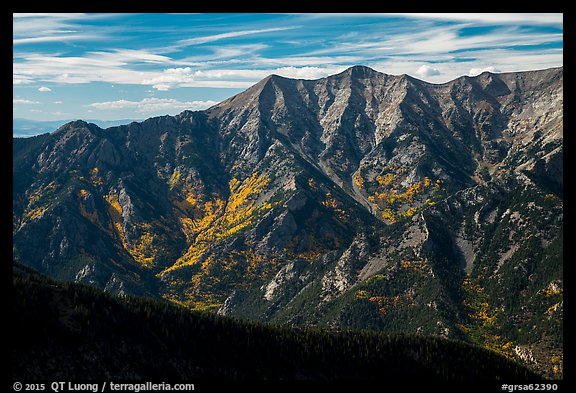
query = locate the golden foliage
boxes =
[321,192,348,221]
[543,284,562,297]
[381,208,396,222]
[165,249,279,311]
[353,171,364,189]
[104,193,128,246]
[367,173,441,223]
[162,172,275,274]
[168,170,181,189]
[104,193,158,267]
[26,207,47,221]
[355,290,369,299]
[22,181,60,222]
[398,206,418,219]
[367,294,411,315]
[90,167,104,186]
[77,189,101,226]
[307,178,318,190]
[321,192,337,209]
[550,355,562,364]
[27,188,44,206]
[105,193,122,215]
[546,302,561,317]
[460,277,515,359]
[78,189,89,198]
[399,259,428,274]
[376,173,395,187]
[297,250,323,261]
[128,225,157,268]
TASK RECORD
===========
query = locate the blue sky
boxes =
[13,13,563,126]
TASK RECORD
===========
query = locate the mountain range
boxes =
[13,118,140,138]
[12,65,563,378]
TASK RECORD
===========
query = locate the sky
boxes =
[13,13,563,128]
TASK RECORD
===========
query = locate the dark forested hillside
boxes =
[13,265,539,386]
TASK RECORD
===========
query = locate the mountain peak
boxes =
[342,65,381,78]
[263,73,287,81]
[67,119,90,128]
[53,119,91,135]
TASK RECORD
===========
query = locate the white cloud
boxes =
[15,54,252,89]
[141,67,195,90]
[469,66,500,76]
[38,86,52,92]
[13,98,40,104]
[14,53,150,86]
[153,84,171,91]
[189,66,347,82]
[87,97,219,113]
[273,66,348,80]
[414,65,441,78]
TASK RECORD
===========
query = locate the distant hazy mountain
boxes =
[13,118,141,137]
[12,66,563,378]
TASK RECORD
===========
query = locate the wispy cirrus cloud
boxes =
[14,46,345,90]
[174,26,297,47]
[14,35,103,45]
[397,28,562,55]
[13,98,40,104]
[386,13,563,26]
[13,75,35,85]
[297,13,563,25]
[13,13,87,19]
[12,13,117,46]
[304,24,561,58]
[87,97,218,113]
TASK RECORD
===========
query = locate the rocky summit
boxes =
[13,66,563,377]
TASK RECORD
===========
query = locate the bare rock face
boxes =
[13,66,562,377]
[321,232,370,301]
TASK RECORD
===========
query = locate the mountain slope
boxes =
[12,66,562,377]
